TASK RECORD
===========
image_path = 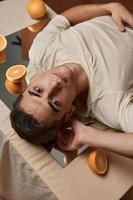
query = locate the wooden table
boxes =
[0,99,133,200]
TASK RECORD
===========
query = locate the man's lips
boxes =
[53,73,68,83]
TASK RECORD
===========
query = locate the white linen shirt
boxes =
[26,15,133,132]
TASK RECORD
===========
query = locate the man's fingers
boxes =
[119,24,125,32]
[114,16,125,32]
[122,13,133,29]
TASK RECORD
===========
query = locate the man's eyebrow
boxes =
[48,101,60,113]
[28,90,41,97]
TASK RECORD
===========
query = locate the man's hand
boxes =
[107,2,133,31]
[56,120,86,151]
[56,119,133,157]
[61,2,133,31]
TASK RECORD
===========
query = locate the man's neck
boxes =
[64,63,89,96]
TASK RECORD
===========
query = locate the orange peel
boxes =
[87,149,108,175]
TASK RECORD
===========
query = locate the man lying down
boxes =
[10,2,133,157]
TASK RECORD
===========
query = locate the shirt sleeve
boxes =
[43,14,70,33]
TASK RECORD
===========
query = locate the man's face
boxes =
[20,65,76,125]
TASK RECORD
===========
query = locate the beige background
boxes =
[0,0,56,36]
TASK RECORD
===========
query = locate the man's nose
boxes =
[46,80,61,97]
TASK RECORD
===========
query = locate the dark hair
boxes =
[10,93,61,144]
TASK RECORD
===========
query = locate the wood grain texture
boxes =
[45,0,133,13]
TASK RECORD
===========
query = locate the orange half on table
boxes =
[5,79,26,95]
[6,65,27,83]
[0,34,7,50]
[0,34,7,64]
[27,0,46,19]
[87,149,108,175]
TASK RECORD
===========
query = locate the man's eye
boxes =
[49,98,61,112]
[52,98,60,107]
[34,87,42,93]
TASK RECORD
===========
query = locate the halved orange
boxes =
[6,65,27,83]
[5,79,26,95]
[0,35,7,51]
[27,0,46,19]
[87,149,108,175]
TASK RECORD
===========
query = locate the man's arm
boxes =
[57,120,133,158]
[61,2,133,31]
[82,126,133,158]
